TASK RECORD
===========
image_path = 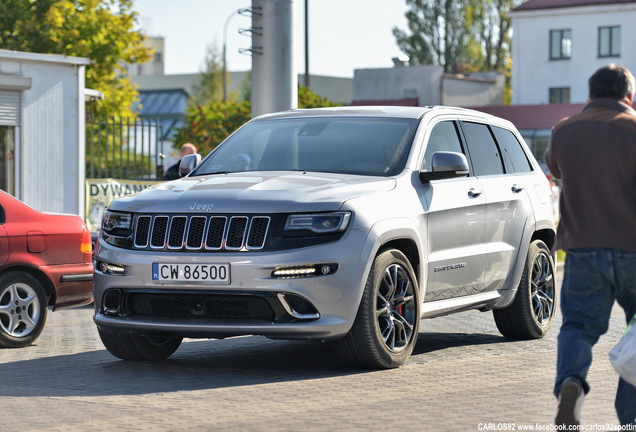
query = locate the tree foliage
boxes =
[190,42,224,107]
[174,86,340,155]
[298,85,339,108]
[393,0,470,72]
[174,100,252,155]
[0,0,151,118]
[466,0,519,71]
[393,0,520,72]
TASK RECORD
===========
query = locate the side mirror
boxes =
[419,151,469,183]
[179,154,202,177]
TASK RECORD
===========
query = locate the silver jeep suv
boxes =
[93,106,557,368]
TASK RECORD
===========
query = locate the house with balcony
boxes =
[509,0,636,105]
[482,0,636,158]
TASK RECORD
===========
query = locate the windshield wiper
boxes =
[189,171,229,176]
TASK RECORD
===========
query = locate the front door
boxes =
[419,120,487,302]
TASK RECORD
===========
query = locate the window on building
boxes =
[0,127,15,195]
[599,26,621,57]
[550,29,572,60]
[549,87,570,104]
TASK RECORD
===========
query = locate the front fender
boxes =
[357,217,425,298]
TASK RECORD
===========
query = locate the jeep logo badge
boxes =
[190,202,215,211]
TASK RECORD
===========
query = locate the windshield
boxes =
[192,116,419,177]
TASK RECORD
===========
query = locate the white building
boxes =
[0,50,89,216]
[509,0,636,105]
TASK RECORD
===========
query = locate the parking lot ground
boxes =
[0,265,629,432]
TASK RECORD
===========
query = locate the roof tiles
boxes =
[514,0,636,12]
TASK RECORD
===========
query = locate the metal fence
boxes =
[86,117,164,180]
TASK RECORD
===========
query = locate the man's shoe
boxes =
[555,377,585,428]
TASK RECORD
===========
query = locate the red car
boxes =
[0,190,93,348]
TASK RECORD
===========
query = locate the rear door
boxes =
[459,121,534,293]
[419,120,487,302]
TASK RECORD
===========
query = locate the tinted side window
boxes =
[422,121,464,171]
[461,122,504,176]
[492,126,533,173]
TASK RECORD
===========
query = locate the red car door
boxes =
[0,223,8,264]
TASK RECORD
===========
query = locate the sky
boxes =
[133,0,410,78]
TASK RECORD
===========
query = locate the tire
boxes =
[98,328,182,361]
[494,239,556,339]
[337,248,420,369]
[0,271,48,348]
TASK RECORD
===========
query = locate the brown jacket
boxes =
[545,98,636,252]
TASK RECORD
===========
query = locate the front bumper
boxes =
[93,229,371,340]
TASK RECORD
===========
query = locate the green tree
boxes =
[191,42,224,107]
[392,0,470,72]
[0,0,151,118]
[298,85,340,108]
[393,0,519,73]
[174,100,252,155]
[174,86,340,155]
[466,0,519,71]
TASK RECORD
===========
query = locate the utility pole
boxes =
[251,0,297,117]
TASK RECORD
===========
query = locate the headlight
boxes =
[101,210,132,234]
[284,212,351,235]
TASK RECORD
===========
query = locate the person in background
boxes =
[164,143,197,180]
[545,64,636,429]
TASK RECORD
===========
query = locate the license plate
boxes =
[152,263,230,284]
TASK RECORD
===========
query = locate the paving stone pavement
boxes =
[0,264,630,432]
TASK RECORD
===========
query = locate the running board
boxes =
[421,291,501,319]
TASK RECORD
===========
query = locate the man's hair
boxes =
[180,143,197,156]
[588,64,635,100]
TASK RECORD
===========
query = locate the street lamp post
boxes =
[223,7,253,102]
[304,0,309,88]
[223,9,241,102]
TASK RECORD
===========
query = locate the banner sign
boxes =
[85,178,159,232]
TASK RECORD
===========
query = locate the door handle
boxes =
[511,184,524,193]
[468,188,482,198]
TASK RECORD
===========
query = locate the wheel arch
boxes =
[0,265,55,306]
[492,223,556,309]
[366,216,424,286]
[379,238,421,284]
[531,228,556,255]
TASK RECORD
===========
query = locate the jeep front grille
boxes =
[133,215,270,251]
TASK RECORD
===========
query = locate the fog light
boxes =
[98,261,125,275]
[271,264,338,278]
[273,267,316,277]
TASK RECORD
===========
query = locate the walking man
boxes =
[545,64,636,428]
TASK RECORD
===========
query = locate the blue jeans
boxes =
[554,248,636,426]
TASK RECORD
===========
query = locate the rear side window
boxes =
[460,122,504,176]
[492,126,533,173]
[422,121,464,171]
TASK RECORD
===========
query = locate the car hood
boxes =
[108,171,397,214]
